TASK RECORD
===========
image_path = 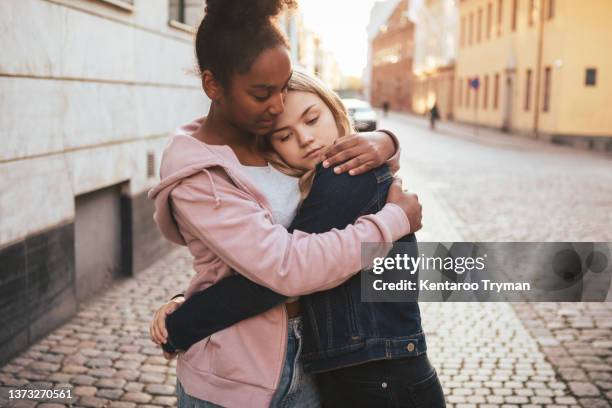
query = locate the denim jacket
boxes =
[164,163,427,373]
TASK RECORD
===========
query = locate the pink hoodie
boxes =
[148,117,411,407]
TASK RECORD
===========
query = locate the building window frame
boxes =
[528,0,535,26]
[585,68,597,87]
[524,69,532,111]
[461,16,466,47]
[494,73,500,109]
[487,3,493,39]
[477,8,483,43]
[97,0,134,12]
[547,0,555,20]
[511,0,518,31]
[497,0,504,36]
[543,66,552,112]
[469,12,474,45]
[168,0,196,33]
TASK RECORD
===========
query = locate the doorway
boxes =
[74,183,129,302]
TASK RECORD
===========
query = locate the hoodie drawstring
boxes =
[202,169,221,208]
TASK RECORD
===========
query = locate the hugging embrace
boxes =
[147,0,445,407]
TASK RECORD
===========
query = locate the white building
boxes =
[0,0,208,364]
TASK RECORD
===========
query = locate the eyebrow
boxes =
[251,71,293,90]
[271,104,317,134]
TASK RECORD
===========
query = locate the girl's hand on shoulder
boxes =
[322,131,396,176]
[149,296,184,346]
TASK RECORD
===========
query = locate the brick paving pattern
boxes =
[0,250,192,407]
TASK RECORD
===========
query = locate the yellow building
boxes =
[455,0,612,148]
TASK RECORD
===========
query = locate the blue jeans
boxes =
[176,317,321,408]
[270,317,321,407]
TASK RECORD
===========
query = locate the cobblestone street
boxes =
[390,112,612,408]
[1,114,611,407]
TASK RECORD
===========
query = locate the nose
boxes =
[268,91,285,116]
[296,129,315,147]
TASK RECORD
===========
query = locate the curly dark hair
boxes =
[196,0,297,87]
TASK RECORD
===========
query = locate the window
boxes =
[547,0,555,20]
[469,13,474,45]
[524,69,532,111]
[484,75,489,109]
[511,0,518,31]
[477,8,483,43]
[494,73,500,109]
[497,0,504,36]
[529,0,535,26]
[543,67,552,112]
[487,3,493,39]
[169,0,185,23]
[466,78,471,107]
[585,68,597,86]
[169,0,201,27]
[461,16,466,47]
[458,78,463,107]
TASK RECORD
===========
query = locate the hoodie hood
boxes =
[147,117,254,246]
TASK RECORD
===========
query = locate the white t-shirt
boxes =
[240,163,302,304]
[240,163,301,229]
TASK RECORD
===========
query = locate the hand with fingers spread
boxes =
[386,177,423,233]
[321,131,396,176]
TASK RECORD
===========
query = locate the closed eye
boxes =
[279,132,292,142]
[306,116,319,125]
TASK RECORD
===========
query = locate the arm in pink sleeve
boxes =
[170,168,410,297]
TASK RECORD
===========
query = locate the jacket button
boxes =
[406,342,415,352]
[381,382,388,389]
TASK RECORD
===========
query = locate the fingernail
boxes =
[349,170,355,175]
[323,161,329,168]
[334,167,340,173]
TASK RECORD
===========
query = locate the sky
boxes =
[298,0,380,77]
[298,0,423,77]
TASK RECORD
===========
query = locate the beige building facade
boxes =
[455,0,612,147]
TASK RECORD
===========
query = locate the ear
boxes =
[201,70,224,101]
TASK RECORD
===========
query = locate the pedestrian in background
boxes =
[429,102,441,131]
[383,100,390,117]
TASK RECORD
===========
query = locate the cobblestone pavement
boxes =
[0,250,193,407]
[386,112,612,408]
[1,113,610,407]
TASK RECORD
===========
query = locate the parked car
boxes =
[342,98,378,132]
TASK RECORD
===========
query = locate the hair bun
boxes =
[205,0,297,27]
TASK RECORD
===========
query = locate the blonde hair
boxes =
[256,70,355,200]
